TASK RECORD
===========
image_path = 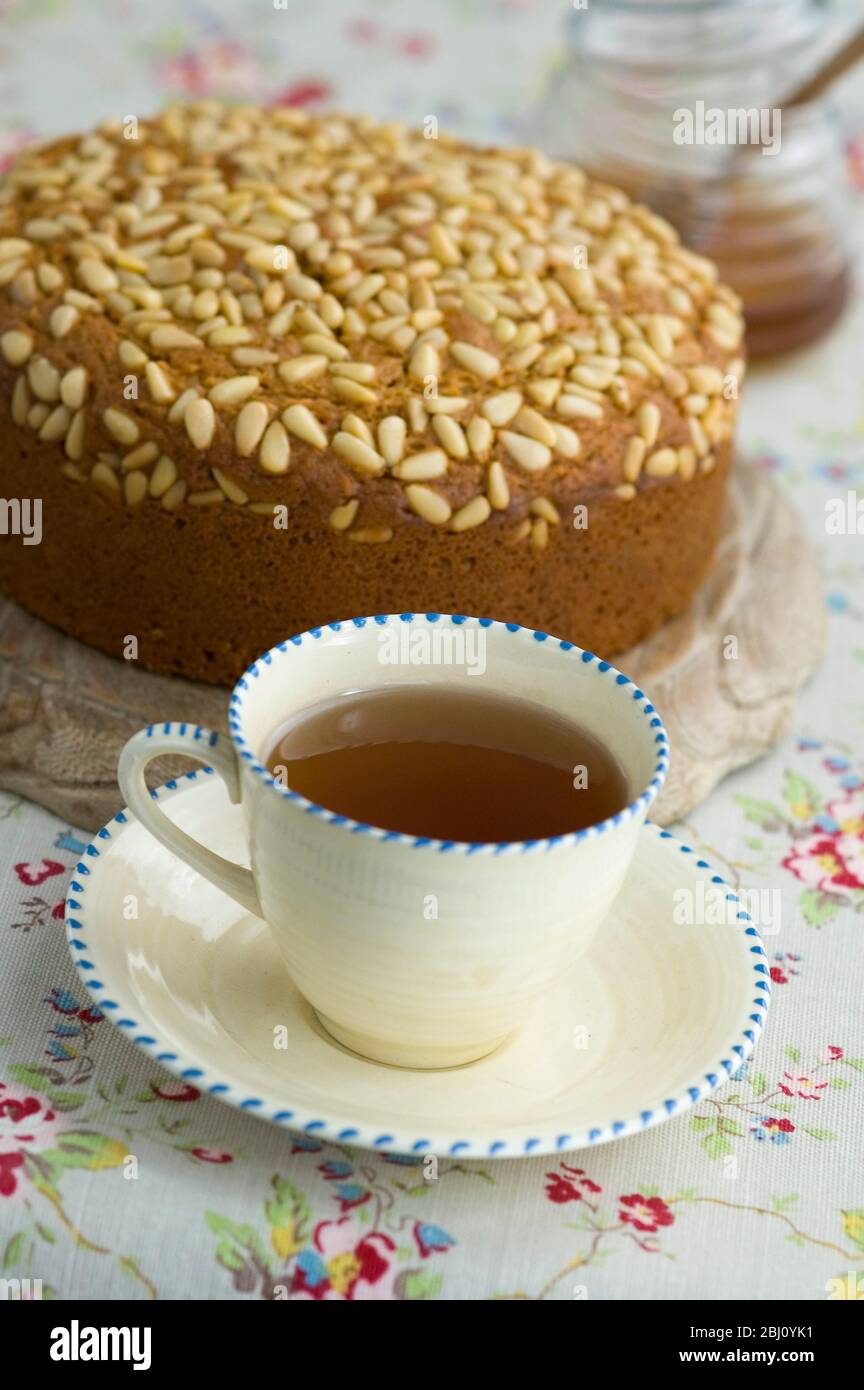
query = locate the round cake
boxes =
[0,102,743,685]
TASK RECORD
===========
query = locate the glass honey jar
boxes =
[526,0,854,357]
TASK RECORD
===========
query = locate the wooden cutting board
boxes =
[0,462,826,832]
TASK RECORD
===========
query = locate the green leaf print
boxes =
[735,796,788,831]
[689,1116,713,1131]
[769,1194,799,1212]
[784,1046,801,1062]
[7,1064,59,1093]
[43,1132,128,1171]
[717,1120,743,1137]
[205,1212,272,1275]
[802,1128,836,1141]
[749,1073,768,1097]
[44,1089,86,1112]
[799,888,843,928]
[401,1269,443,1300]
[782,771,822,818]
[265,1175,312,1248]
[2,1232,26,1270]
[703,1133,734,1160]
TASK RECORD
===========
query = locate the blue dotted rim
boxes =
[65,787,771,1159]
[227,614,670,854]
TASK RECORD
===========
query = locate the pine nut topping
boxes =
[212,466,249,504]
[149,325,203,351]
[482,391,523,426]
[623,437,646,483]
[28,356,61,402]
[450,341,500,380]
[208,375,260,407]
[486,459,510,510]
[467,416,493,460]
[259,420,290,474]
[60,366,88,410]
[451,495,491,532]
[145,361,176,404]
[235,401,270,456]
[394,449,449,481]
[637,401,662,447]
[329,498,359,531]
[1,329,33,366]
[282,403,328,450]
[499,430,552,473]
[49,305,79,339]
[122,441,159,472]
[149,455,178,497]
[103,407,139,446]
[644,447,678,478]
[278,354,327,385]
[557,394,603,421]
[405,484,452,524]
[377,415,406,466]
[332,431,385,475]
[0,104,739,526]
[184,397,216,450]
[432,415,468,459]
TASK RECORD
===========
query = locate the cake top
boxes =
[0,101,743,540]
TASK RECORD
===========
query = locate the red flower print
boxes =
[618,1194,675,1233]
[824,1046,843,1061]
[52,900,65,920]
[273,79,333,109]
[399,32,435,59]
[545,1164,602,1204]
[770,952,801,985]
[782,832,864,897]
[190,1148,233,1164]
[764,1117,795,1133]
[827,791,864,840]
[0,1083,60,1199]
[155,41,264,99]
[778,1072,829,1100]
[14,859,65,887]
[0,1093,43,1125]
[291,1219,398,1300]
[151,1082,200,1102]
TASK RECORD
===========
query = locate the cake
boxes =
[0,102,743,685]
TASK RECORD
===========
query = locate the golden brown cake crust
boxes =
[0,103,744,682]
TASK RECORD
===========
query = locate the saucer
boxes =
[65,774,770,1158]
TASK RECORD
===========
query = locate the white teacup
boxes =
[118,614,668,1069]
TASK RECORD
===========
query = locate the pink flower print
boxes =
[782,833,864,896]
[0,1084,60,1199]
[778,1072,829,1100]
[291,1218,398,1300]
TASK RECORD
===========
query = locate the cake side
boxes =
[0,104,744,680]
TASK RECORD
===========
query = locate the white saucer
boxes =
[65,773,770,1159]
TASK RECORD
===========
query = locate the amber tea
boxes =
[264,685,629,842]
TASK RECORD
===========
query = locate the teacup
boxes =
[117,614,668,1069]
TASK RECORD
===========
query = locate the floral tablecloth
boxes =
[1,0,863,1302]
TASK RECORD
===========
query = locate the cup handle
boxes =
[117,723,263,917]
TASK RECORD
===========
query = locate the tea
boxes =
[264,685,629,842]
